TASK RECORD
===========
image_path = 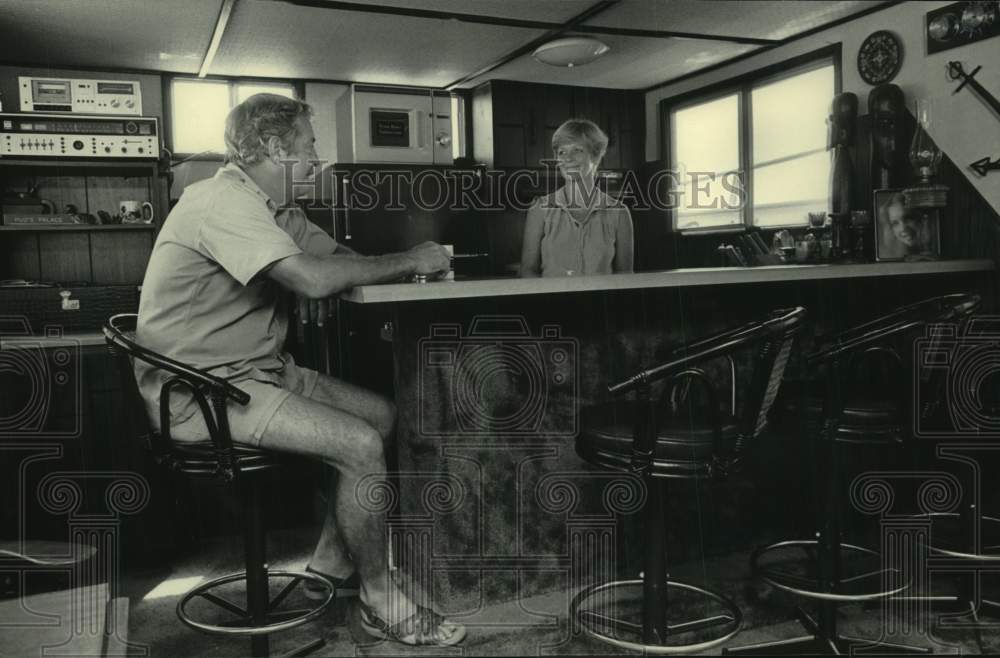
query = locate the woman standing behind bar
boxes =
[520,119,634,277]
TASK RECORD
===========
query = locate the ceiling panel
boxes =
[462,35,759,90]
[318,0,597,23]
[0,0,219,73]
[0,0,897,90]
[586,0,890,41]
[210,0,545,85]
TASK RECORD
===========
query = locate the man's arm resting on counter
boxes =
[292,242,362,324]
[268,251,415,298]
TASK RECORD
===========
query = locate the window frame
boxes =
[661,44,842,234]
[165,76,303,161]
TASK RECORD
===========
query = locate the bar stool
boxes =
[104,313,334,657]
[571,307,806,654]
[911,313,1000,651]
[727,293,981,655]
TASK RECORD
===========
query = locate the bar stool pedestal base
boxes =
[723,607,933,655]
[572,578,743,655]
[177,569,334,657]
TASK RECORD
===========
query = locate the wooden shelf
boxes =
[1,153,164,285]
[0,223,157,231]
[0,158,159,169]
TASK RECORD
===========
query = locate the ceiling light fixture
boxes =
[532,37,610,68]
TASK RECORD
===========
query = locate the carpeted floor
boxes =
[117,525,997,657]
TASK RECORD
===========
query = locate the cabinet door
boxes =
[477,83,640,170]
[484,81,529,168]
[571,88,621,169]
[617,90,645,172]
[494,124,526,169]
[601,91,622,171]
[524,85,572,169]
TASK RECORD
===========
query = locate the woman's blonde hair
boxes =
[551,119,608,161]
[224,93,312,166]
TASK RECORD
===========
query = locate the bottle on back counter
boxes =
[850,210,873,262]
[829,212,853,261]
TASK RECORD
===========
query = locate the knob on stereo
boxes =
[72,140,84,150]
[125,122,137,134]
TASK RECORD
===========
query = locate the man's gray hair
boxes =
[224,93,313,167]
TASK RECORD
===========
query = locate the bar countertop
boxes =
[340,259,996,304]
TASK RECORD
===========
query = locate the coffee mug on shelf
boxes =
[119,200,154,224]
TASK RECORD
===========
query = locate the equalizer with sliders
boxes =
[0,114,159,159]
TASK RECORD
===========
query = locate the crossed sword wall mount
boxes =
[948,61,1000,176]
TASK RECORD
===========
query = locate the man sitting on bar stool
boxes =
[134,93,464,647]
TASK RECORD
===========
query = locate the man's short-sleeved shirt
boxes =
[135,162,337,426]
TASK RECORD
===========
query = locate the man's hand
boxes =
[296,295,334,326]
[408,242,451,276]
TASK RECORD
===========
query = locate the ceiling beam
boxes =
[199,0,238,78]
[571,25,775,46]
[268,0,776,45]
[271,0,557,29]
[443,0,622,91]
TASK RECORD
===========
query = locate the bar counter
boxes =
[341,259,995,614]
[341,259,995,304]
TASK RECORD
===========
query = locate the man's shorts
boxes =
[168,353,320,446]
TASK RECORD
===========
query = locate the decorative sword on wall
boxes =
[948,61,1000,176]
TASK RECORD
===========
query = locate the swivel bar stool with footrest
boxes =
[726,293,981,655]
[572,306,806,654]
[104,313,334,657]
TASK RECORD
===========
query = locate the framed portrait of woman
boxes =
[874,189,941,261]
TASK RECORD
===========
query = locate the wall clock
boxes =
[858,30,903,85]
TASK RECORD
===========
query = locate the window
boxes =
[673,93,741,230]
[170,79,296,156]
[667,54,837,231]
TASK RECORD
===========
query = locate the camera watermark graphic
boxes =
[276,158,748,214]
[418,316,578,438]
[2,441,150,656]
[849,471,964,652]
[353,455,645,653]
[915,316,1000,439]
[0,317,81,439]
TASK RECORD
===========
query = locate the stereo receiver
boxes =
[19,76,143,115]
[0,114,160,159]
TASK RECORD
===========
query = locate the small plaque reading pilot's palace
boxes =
[2,213,85,226]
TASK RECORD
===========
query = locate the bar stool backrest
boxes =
[103,313,273,481]
[609,307,807,472]
[807,293,981,428]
